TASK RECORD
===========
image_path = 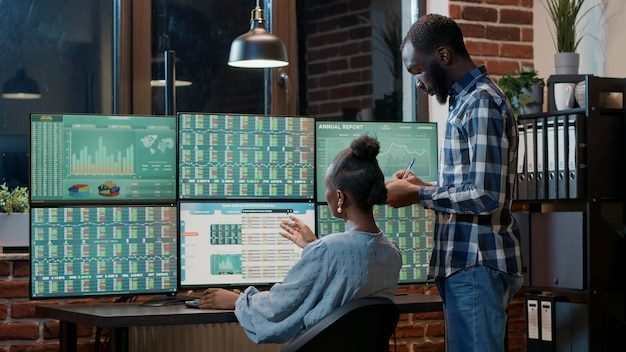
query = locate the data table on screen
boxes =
[30,205,178,299]
[178,113,315,200]
[178,200,316,288]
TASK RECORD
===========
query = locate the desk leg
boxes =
[109,327,129,352]
[59,321,77,352]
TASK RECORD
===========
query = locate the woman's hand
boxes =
[198,288,239,309]
[279,215,317,248]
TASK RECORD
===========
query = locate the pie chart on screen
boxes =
[68,184,92,197]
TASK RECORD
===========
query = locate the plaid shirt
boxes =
[419,65,523,279]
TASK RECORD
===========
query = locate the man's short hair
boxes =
[402,14,470,59]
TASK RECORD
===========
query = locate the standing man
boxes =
[385,14,523,352]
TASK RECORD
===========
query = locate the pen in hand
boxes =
[401,158,415,180]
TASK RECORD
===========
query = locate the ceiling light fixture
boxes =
[228,0,288,68]
[2,67,41,99]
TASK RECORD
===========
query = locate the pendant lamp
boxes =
[2,67,41,99]
[3,4,42,100]
[228,0,288,68]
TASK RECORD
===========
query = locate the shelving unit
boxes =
[515,75,626,351]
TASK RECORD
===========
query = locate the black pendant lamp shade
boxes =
[228,2,288,68]
[2,67,41,99]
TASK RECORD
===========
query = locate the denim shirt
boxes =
[233,230,402,343]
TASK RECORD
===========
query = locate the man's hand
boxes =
[386,178,422,208]
[391,169,428,185]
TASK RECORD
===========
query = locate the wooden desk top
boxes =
[36,303,236,327]
[36,293,442,328]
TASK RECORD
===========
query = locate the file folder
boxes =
[539,295,556,351]
[536,119,546,200]
[526,293,541,351]
[557,116,568,199]
[525,121,536,200]
[567,115,585,199]
[546,117,557,200]
[516,125,527,200]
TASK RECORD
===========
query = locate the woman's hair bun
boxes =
[350,135,380,162]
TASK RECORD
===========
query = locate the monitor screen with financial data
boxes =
[178,113,316,200]
[178,200,316,289]
[30,113,177,204]
[315,121,438,200]
[29,204,178,299]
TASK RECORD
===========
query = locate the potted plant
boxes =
[0,182,29,214]
[543,0,594,74]
[498,66,546,117]
[0,182,29,250]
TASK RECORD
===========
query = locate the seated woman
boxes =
[197,135,402,343]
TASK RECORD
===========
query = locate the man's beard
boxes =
[429,60,449,105]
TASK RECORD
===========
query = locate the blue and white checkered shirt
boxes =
[419,65,523,279]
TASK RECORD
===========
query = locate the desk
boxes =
[36,294,442,352]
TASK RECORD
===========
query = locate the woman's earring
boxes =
[337,198,343,214]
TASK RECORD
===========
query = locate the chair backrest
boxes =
[281,297,400,352]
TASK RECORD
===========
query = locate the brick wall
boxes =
[450,0,535,77]
[304,0,374,120]
[0,257,110,352]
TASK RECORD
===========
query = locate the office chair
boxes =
[281,296,400,352]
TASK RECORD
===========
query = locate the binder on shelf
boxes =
[557,116,568,199]
[546,117,557,200]
[567,114,585,199]
[526,293,541,351]
[525,120,536,200]
[536,118,546,200]
[516,125,527,200]
[539,295,556,351]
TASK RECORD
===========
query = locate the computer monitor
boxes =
[178,113,315,200]
[316,204,435,284]
[315,121,438,200]
[30,113,177,204]
[178,200,316,289]
[315,121,439,284]
[30,204,178,299]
